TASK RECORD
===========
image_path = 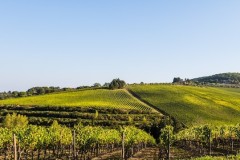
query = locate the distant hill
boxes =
[192,72,240,84]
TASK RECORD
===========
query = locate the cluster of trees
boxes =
[0,86,74,100]
[173,73,240,87]
[173,77,184,83]
[192,73,240,85]
[172,77,194,85]
[109,78,126,90]
[0,86,101,100]
[0,79,127,100]
[0,113,155,159]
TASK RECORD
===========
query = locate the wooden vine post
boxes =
[73,130,76,160]
[13,134,17,160]
[168,128,170,160]
[122,132,125,160]
[209,131,211,156]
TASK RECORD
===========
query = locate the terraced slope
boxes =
[0,89,155,111]
[128,85,240,126]
[0,88,162,126]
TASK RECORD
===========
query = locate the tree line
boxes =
[0,78,126,100]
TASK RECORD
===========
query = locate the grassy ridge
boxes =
[128,85,240,126]
[0,89,155,112]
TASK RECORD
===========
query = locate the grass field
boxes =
[0,89,155,112]
[128,85,240,126]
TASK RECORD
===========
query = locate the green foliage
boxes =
[0,115,156,159]
[17,125,50,150]
[175,125,240,159]
[176,124,240,143]
[0,127,11,149]
[94,110,99,119]
[3,113,28,129]
[73,124,155,152]
[159,125,175,147]
[123,126,156,147]
[176,125,213,143]
[75,126,121,148]
[49,120,73,146]
[142,116,149,126]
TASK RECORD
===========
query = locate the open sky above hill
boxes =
[1,1,240,91]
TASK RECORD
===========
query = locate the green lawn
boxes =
[0,89,155,112]
[128,85,240,126]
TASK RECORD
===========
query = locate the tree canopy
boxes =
[192,73,240,84]
[109,78,126,90]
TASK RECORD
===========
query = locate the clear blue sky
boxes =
[1,1,240,91]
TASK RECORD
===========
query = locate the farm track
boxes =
[92,150,122,160]
[91,147,201,160]
[170,147,197,159]
[92,147,160,160]
[129,147,159,160]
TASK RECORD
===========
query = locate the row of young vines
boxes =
[0,121,155,160]
[159,124,240,159]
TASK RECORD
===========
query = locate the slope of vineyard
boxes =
[0,88,161,126]
[0,89,155,111]
[128,84,240,126]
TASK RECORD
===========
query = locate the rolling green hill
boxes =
[0,88,161,127]
[1,84,240,127]
[0,89,155,111]
[128,84,240,126]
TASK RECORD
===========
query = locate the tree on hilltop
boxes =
[93,83,101,87]
[173,77,183,83]
[109,78,126,90]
